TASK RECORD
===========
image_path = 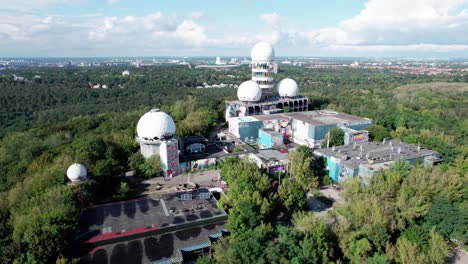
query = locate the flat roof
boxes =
[229,116,260,122]
[79,222,227,264]
[226,96,309,106]
[252,113,290,121]
[227,110,371,127]
[180,136,208,144]
[340,126,366,133]
[179,143,226,162]
[76,190,227,246]
[315,140,440,169]
[285,110,372,127]
[254,149,289,162]
[260,129,283,137]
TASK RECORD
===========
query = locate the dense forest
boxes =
[203,155,466,264]
[0,64,466,263]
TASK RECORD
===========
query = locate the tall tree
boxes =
[322,128,344,148]
[278,179,306,212]
[289,150,318,190]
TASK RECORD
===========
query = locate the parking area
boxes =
[142,170,222,196]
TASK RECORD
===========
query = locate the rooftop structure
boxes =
[315,140,441,182]
[230,110,372,148]
[136,109,179,175]
[246,149,290,176]
[286,110,371,127]
[136,109,176,142]
[277,78,299,98]
[228,116,263,143]
[288,110,372,147]
[258,129,284,149]
[67,163,87,182]
[251,42,275,62]
[225,42,308,120]
[237,80,262,102]
[80,222,227,264]
[251,42,276,94]
[75,190,228,263]
[225,96,308,120]
[341,126,369,145]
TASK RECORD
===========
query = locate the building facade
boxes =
[315,140,441,182]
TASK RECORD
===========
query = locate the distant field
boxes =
[395,82,468,95]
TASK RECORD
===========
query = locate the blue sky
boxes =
[0,0,467,57]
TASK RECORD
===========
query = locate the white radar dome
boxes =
[237,80,262,102]
[251,42,275,61]
[277,78,299,97]
[67,163,87,182]
[137,109,176,140]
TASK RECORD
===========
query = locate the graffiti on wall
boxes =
[353,133,365,142]
[191,158,216,170]
[262,118,292,140]
[268,164,286,175]
[225,104,247,120]
[165,140,179,174]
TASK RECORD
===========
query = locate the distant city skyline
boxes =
[0,0,467,58]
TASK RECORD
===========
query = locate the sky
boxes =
[0,0,468,58]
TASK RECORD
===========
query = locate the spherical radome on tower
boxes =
[136,109,176,140]
[277,78,299,97]
[251,41,275,61]
[237,80,262,102]
[67,163,87,182]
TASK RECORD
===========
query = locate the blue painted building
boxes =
[228,116,263,143]
[258,129,284,149]
[315,140,441,183]
[288,110,373,148]
[228,110,375,151]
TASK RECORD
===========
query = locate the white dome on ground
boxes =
[67,163,87,182]
[251,42,275,61]
[277,78,299,97]
[237,80,262,102]
[137,109,176,140]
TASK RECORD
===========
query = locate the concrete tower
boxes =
[251,41,276,97]
[136,109,179,175]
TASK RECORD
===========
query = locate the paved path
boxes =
[319,186,345,206]
[142,170,222,195]
[306,194,332,218]
[450,248,468,264]
[306,186,345,220]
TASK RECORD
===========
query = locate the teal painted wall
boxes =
[238,120,262,141]
[326,157,341,182]
[259,129,273,148]
[312,124,337,140]
[347,122,373,131]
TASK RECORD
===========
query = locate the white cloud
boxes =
[172,20,206,45]
[190,11,205,20]
[87,13,210,47]
[0,0,79,11]
[301,0,468,50]
[261,12,281,28]
[324,44,468,53]
[1,1,468,56]
[0,14,69,42]
[257,12,301,47]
